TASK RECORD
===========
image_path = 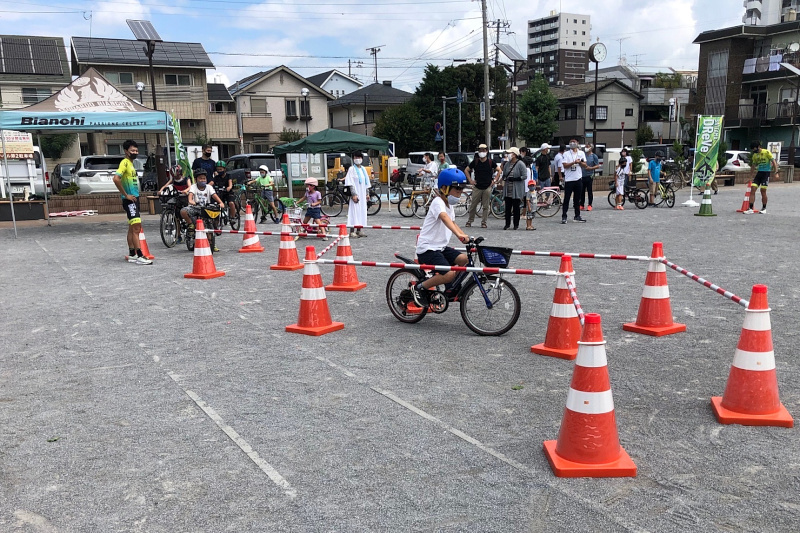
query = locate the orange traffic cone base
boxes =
[543,440,637,478]
[185,270,225,280]
[239,245,264,253]
[270,263,304,271]
[710,397,793,428]
[285,321,344,336]
[325,280,367,292]
[530,343,577,360]
[622,321,686,337]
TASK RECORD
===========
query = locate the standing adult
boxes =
[191,144,216,181]
[560,139,587,224]
[464,144,494,228]
[579,144,600,211]
[112,140,151,265]
[535,143,552,188]
[647,151,663,206]
[500,147,526,230]
[553,144,566,188]
[746,140,778,214]
[345,151,372,237]
[418,152,438,190]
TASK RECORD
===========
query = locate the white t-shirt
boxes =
[553,152,564,175]
[625,155,633,175]
[562,149,586,182]
[188,183,216,206]
[416,196,455,254]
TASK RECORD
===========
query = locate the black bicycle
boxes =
[321,179,382,217]
[385,237,521,336]
[607,181,647,209]
[159,188,189,248]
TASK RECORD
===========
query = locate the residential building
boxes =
[328,81,413,137]
[586,64,696,144]
[306,69,362,99]
[694,20,800,150]
[70,36,237,156]
[229,66,332,153]
[527,11,591,86]
[743,0,800,25]
[549,79,642,147]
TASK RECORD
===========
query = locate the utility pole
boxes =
[481,0,491,148]
[348,59,363,80]
[366,45,385,83]
[489,19,510,66]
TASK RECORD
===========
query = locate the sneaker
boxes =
[411,286,429,307]
[465,222,472,227]
[127,255,139,263]
[759,208,767,214]
[587,205,593,211]
[350,231,358,238]
[135,256,152,265]
[573,216,587,222]
[357,231,366,238]
[561,217,567,224]
[617,205,625,210]
[212,246,220,252]
[259,217,267,223]
[579,205,585,211]
[743,208,754,214]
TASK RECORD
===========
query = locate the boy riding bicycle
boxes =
[410,167,470,307]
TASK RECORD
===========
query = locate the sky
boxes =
[0,0,751,92]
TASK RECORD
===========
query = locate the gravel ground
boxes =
[1,183,798,532]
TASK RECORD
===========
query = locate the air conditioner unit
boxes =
[556,81,565,86]
[187,121,197,128]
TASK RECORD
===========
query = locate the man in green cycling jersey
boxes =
[746,140,778,214]
[112,140,152,265]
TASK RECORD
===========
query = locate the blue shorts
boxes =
[417,246,462,267]
[306,206,322,219]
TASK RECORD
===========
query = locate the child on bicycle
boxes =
[247,164,278,223]
[410,167,470,307]
[614,156,627,210]
[299,178,327,240]
[525,179,537,230]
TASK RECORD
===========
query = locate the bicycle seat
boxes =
[394,252,418,264]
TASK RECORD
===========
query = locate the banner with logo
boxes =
[171,111,192,179]
[692,115,724,188]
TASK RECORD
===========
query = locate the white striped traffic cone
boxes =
[239,204,264,253]
[531,255,581,360]
[286,247,344,336]
[184,220,225,279]
[325,224,367,292]
[270,213,303,271]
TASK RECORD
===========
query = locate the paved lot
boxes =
[1,183,799,532]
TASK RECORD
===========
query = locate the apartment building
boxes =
[743,0,800,25]
[527,11,591,86]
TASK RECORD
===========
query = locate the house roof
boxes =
[307,69,363,88]
[71,37,214,70]
[228,65,332,99]
[328,82,413,108]
[550,79,642,101]
[0,35,68,77]
[207,83,232,102]
[694,20,800,44]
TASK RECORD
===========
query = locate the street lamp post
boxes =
[136,81,147,152]
[300,87,310,137]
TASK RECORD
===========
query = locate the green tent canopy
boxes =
[272,128,389,155]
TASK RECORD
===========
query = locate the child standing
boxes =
[525,180,537,230]
[614,157,627,210]
[300,178,327,240]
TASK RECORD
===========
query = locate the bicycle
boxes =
[159,187,189,248]
[534,186,563,217]
[649,179,676,208]
[285,198,330,239]
[398,187,429,218]
[184,204,222,253]
[246,185,284,223]
[321,178,382,217]
[607,181,647,209]
[385,237,521,336]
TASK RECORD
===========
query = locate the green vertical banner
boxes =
[692,115,724,188]
[171,110,192,179]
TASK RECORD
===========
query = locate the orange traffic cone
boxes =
[270,213,303,271]
[325,224,367,292]
[184,220,225,279]
[711,285,793,427]
[736,182,759,213]
[125,229,155,261]
[239,204,264,253]
[543,313,637,478]
[531,255,581,360]
[286,247,345,336]
[623,242,686,336]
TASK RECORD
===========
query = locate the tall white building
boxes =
[743,0,800,25]
[527,11,591,86]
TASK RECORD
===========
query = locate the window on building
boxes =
[581,42,585,46]
[563,106,579,120]
[550,54,555,60]
[300,98,311,118]
[164,74,191,86]
[565,73,585,80]
[582,19,586,24]
[250,98,267,114]
[573,30,577,35]
[706,50,729,115]
[574,19,577,23]
[582,31,586,35]
[573,41,577,46]
[565,62,585,69]
[625,108,634,116]
[590,106,608,121]
[22,87,50,104]
[285,99,298,118]
[106,72,133,85]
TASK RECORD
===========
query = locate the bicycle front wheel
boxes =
[269,201,282,223]
[367,191,382,216]
[412,195,429,219]
[634,189,648,209]
[230,209,241,230]
[160,210,178,248]
[490,194,505,219]
[398,195,415,217]
[389,185,404,204]
[665,186,676,208]
[386,269,428,323]
[536,189,561,217]
[459,277,521,336]
[453,192,469,217]
[321,192,344,217]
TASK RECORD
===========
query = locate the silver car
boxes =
[72,155,144,194]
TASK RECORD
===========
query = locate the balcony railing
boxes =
[726,102,799,125]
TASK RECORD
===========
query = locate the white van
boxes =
[0,146,48,198]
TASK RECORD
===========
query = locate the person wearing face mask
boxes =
[417,152,439,190]
[191,144,217,182]
[344,151,372,237]
[647,151,664,206]
[180,168,224,250]
[560,139,588,224]
[535,143,552,188]
[464,143,494,228]
[579,144,600,211]
[407,168,470,307]
[500,147,526,230]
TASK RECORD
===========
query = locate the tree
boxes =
[40,134,76,159]
[636,124,654,146]
[194,133,211,146]
[275,128,303,145]
[516,74,558,146]
[373,101,428,157]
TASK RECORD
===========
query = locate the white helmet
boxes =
[258,165,269,172]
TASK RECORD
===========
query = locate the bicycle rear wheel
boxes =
[389,186,404,204]
[536,189,561,217]
[367,191,382,215]
[633,189,648,209]
[490,193,505,219]
[398,195,415,217]
[412,195,429,219]
[454,192,469,217]
[386,269,428,323]
[160,210,178,248]
[269,201,282,223]
[321,192,344,217]
[459,277,520,336]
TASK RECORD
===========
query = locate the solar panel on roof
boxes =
[30,38,63,75]
[126,20,162,42]
[496,43,525,63]
[2,38,34,74]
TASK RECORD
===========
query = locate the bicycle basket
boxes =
[477,245,513,268]
[288,206,303,218]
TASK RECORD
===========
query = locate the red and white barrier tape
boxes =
[300,223,423,231]
[563,274,586,325]
[210,229,328,238]
[315,234,345,259]
[454,247,651,261]
[50,210,98,217]
[659,258,749,308]
[315,258,560,277]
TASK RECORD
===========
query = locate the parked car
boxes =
[51,163,74,193]
[447,152,474,172]
[225,153,282,186]
[71,155,144,194]
[720,150,751,173]
[636,143,679,162]
[404,151,451,179]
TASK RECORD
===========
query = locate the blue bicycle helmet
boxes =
[437,167,467,194]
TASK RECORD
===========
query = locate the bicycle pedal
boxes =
[429,291,448,314]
